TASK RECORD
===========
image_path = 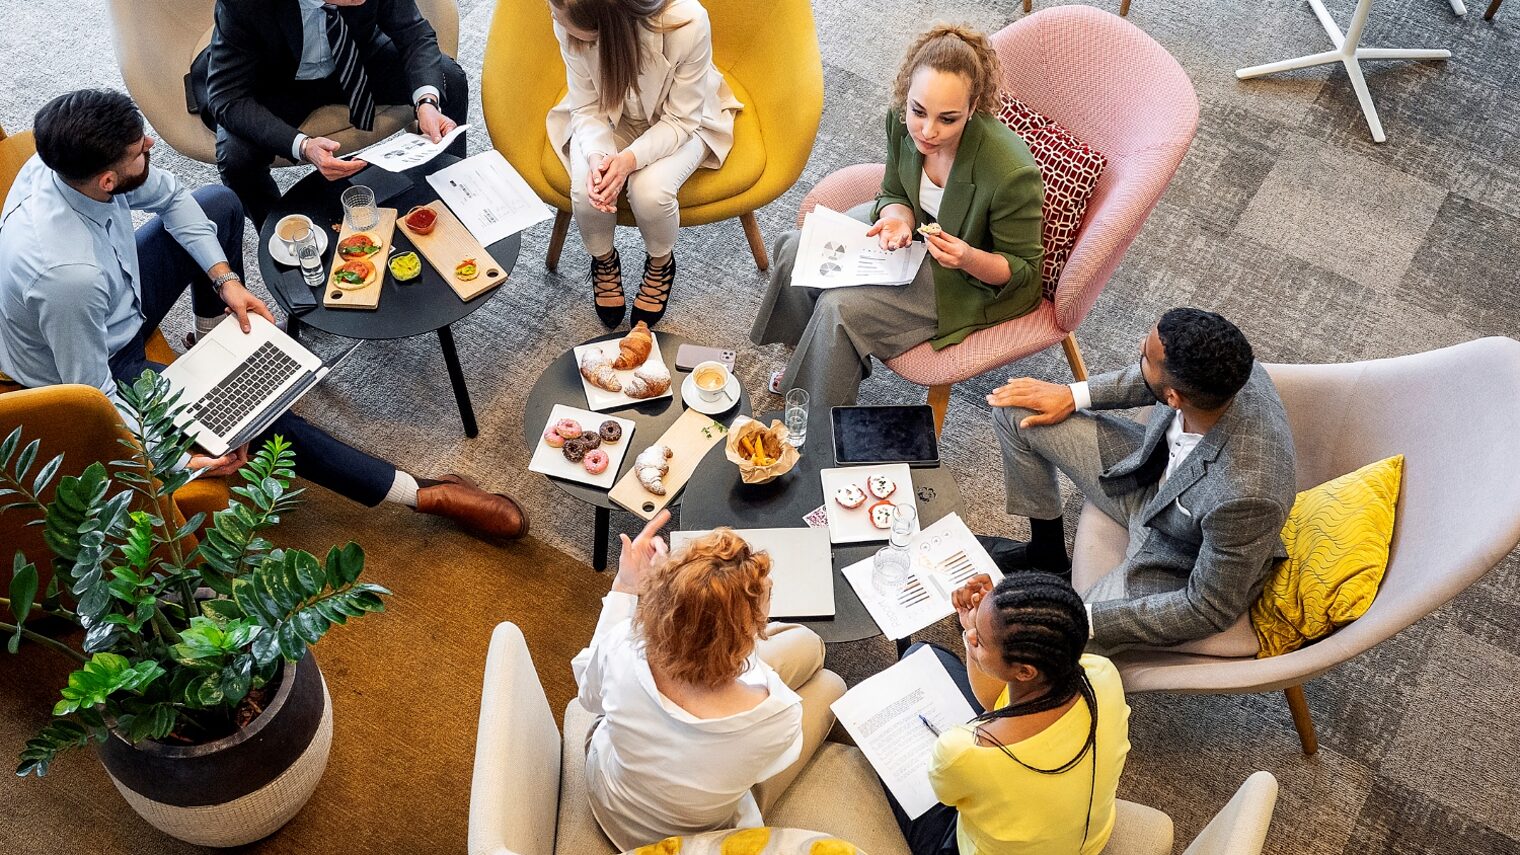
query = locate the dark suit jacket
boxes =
[1086,363,1297,649]
[200,0,446,156]
[871,112,1045,350]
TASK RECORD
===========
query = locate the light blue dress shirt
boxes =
[0,156,227,402]
[289,0,441,162]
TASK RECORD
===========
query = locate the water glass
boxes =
[340,185,379,231]
[888,502,917,549]
[294,227,325,287]
[784,387,809,447]
[872,541,911,597]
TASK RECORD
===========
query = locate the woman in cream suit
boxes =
[547,0,742,328]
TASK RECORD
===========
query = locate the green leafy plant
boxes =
[1,371,389,776]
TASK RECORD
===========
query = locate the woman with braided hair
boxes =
[888,572,1131,855]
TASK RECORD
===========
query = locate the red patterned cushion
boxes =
[995,92,1107,300]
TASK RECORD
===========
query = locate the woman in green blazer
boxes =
[751,24,1043,408]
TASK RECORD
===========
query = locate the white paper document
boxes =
[830,645,978,818]
[426,150,555,246]
[842,513,1003,640]
[345,125,470,172]
[791,206,928,289]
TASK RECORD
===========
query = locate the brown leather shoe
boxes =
[415,474,529,541]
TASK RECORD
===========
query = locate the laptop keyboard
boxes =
[192,342,302,436]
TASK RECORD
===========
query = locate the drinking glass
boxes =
[294,226,324,287]
[888,502,917,549]
[784,388,809,447]
[340,185,379,231]
[872,541,911,597]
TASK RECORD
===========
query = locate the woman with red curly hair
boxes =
[571,510,844,849]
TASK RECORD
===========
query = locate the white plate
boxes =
[680,372,741,415]
[267,226,330,266]
[572,334,674,411]
[527,404,637,490]
[818,463,919,545]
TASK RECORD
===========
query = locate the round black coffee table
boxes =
[681,407,965,645]
[523,332,751,571]
[258,155,519,438]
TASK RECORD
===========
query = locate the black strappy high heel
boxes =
[630,252,674,328]
[590,249,625,329]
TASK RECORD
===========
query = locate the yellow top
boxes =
[928,655,1131,855]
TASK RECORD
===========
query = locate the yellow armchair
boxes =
[481,0,823,271]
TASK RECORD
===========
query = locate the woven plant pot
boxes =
[96,652,333,847]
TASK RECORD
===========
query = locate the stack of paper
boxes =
[841,512,1004,639]
[791,206,928,289]
[346,125,470,172]
[830,645,978,818]
[426,150,555,246]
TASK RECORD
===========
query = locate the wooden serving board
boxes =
[323,208,397,310]
[609,408,731,521]
[397,203,505,301]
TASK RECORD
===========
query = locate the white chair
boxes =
[1237,0,1451,143]
[1108,772,1279,855]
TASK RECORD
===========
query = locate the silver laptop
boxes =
[159,315,338,458]
[670,527,836,619]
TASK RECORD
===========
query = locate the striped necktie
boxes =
[324,4,375,131]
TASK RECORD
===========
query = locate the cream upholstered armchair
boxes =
[104,0,459,164]
[467,623,1277,855]
[1073,337,1520,755]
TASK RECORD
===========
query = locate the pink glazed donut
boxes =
[542,427,566,448]
[582,448,610,475]
[554,418,584,439]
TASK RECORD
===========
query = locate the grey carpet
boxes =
[2,0,1518,852]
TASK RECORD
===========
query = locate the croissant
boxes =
[624,360,671,399]
[612,321,654,370]
[579,348,622,392]
[634,444,672,495]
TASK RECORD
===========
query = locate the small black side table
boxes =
[523,332,751,571]
[257,156,519,438]
[681,407,965,646]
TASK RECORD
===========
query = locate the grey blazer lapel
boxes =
[1097,407,1170,497]
[1140,405,1239,525]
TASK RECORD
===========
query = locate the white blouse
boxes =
[919,169,945,220]
[570,592,804,850]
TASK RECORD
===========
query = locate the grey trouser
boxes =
[991,405,1158,607]
[749,204,939,409]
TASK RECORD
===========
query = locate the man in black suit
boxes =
[192,0,468,227]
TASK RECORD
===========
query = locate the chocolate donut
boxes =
[578,430,602,450]
[562,438,588,463]
[599,420,623,444]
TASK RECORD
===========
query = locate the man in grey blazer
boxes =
[988,308,1296,652]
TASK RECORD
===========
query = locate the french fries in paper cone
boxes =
[724,416,800,484]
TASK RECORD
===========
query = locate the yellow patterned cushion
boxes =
[1251,455,1403,658]
[622,828,860,855]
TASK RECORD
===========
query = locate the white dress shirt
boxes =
[570,592,804,850]
[289,0,440,161]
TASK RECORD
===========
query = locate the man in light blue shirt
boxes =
[189,0,467,226]
[0,90,527,540]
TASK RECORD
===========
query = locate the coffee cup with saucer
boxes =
[682,361,740,415]
[269,214,329,266]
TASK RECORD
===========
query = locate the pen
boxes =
[918,714,941,736]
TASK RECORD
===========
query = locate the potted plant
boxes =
[0,372,389,847]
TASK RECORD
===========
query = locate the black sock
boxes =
[1029,516,1068,563]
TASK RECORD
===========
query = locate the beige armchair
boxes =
[104,0,459,165]
[1073,337,1520,755]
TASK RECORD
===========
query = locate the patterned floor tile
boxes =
[1235,141,1448,290]
[1341,776,1520,855]
[1394,194,1520,335]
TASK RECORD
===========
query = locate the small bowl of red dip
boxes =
[403,205,438,236]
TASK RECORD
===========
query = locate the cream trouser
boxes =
[569,122,707,258]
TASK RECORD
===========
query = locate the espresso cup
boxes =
[692,360,730,403]
[275,214,315,257]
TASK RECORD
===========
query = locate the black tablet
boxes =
[831,405,940,467]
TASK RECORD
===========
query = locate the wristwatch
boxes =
[211,271,243,295]
[415,94,440,115]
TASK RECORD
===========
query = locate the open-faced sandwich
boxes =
[331,259,375,289]
[455,258,479,281]
[916,223,943,238]
[338,233,381,259]
[869,500,897,529]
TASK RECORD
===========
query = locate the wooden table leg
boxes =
[594,505,610,571]
[437,325,478,439]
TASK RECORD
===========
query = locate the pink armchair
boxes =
[798,6,1198,433]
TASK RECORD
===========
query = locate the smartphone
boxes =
[831,405,940,467]
[675,344,735,372]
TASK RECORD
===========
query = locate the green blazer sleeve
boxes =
[986,160,1043,298]
[872,112,913,221]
